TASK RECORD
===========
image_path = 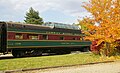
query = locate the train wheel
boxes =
[65,50,71,54]
[82,47,90,52]
[12,49,25,57]
[32,49,42,56]
[56,49,71,55]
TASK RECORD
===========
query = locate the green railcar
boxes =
[0,22,91,57]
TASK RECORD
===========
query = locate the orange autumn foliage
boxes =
[79,0,120,56]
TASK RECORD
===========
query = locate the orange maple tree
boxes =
[79,0,120,56]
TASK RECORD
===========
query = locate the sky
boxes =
[0,0,91,24]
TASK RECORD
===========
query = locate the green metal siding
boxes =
[7,27,82,36]
[8,28,46,33]
[7,40,91,48]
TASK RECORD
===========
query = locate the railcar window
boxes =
[73,38,77,40]
[15,33,23,39]
[60,36,64,40]
[23,25,25,28]
[12,24,14,27]
[29,34,38,40]
[42,35,48,40]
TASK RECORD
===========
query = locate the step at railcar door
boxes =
[0,22,7,54]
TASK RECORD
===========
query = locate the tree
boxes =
[24,7,44,25]
[79,0,120,56]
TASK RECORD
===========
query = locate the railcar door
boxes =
[0,24,1,52]
[0,22,7,54]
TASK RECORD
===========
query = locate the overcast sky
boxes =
[0,0,90,24]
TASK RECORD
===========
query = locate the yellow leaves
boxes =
[80,0,120,56]
[96,39,104,46]
[99,56,120,61]
[81,0,120,43]
[83,0,120,24]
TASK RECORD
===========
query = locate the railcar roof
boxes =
[0,22,81,31]
[6,22,51,28]
[0,21,82,34]
[0,22,52,30]
[43,22,81,30]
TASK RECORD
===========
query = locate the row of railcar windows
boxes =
[15,33,39,40]
[15,33,82,40]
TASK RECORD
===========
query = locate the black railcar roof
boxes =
[6,22,52,30]
[0,22,81,34]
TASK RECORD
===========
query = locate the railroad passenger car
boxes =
[0,22,91,57]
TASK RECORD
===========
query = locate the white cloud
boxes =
[0,0,90,23]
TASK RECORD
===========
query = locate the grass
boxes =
[0,53,119,71]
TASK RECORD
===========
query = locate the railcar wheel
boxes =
[12,49,25,57]
[82,47,90,52]
[56,49,71,55]
[65,50,71,54]
[32,49,42,56]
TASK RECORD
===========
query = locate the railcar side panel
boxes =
[7,27,82,36]
[7,40,91,49]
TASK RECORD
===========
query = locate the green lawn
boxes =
[0,53,113,71]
